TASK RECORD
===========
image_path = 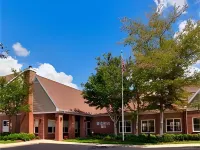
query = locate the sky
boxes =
[0,0,200,89]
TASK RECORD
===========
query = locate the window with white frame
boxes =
[34,119,39,134]
[48,120,55,133]
[141,120,155,133]
[63,121,68,133]
[193,118,200,132]
[119,120,132,133]
[166,118,181,132]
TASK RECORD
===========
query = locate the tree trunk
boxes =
[136,97,140,136]
[8,116,12,133]
[160,105,164,136]
[114,122,118,136]
[136,109,139,136]
[15,115,18,133]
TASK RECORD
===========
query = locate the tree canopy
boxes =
[0,71,30,132]
[82,53,134,135]
[122,6,200,135]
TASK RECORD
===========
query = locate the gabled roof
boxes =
[0,67,36,83]
[3,74,15,82]
[1,68,199,115]
[36,75,106,115]
[184,86,200,103]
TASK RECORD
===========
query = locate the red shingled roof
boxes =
[2,71,199,115]
[1,74,15,82]
[36,75,106,115]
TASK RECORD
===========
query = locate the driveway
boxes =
[1,144,200,150]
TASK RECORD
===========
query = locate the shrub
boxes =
[162,134,175,142]
[115,134,122,140]
[173,134,183,141]
[188,134,200,141]
[103,135,113,141]
[148,134,158,143]
[0,133,36,141]
[79,133,200,143]
[90,134,104,139]
[137,134,148,143]
[124,134,138,141]
[0,132,10,136]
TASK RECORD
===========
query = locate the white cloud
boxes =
[178,20,187,32]
[12,42,30,57]
[195,60,200,64]
[154,0,187,14]
[185,60,200,77]
[174,19,196,38]
[35,63,78,89]
[187,66,200,76]
[0,57,78,89]
[0,56,23,76]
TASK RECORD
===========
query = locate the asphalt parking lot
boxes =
[1,144,200,150]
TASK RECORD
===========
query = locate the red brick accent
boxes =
[34,113,56,139]
[182,110,187,134]
[68,115,75,139]
[0,115,20,133]
[55,114,63,141]
[20,70,36,133]
[91,116,114,134]
[187,111,200,134]
[80,116,86,137]
[38,115,45,139]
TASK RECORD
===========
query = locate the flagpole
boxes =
[121,50,125,142]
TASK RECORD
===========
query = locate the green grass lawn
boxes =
[64,139,200,145]
[0,140,17,144]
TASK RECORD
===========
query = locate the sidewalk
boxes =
[0,140,200,149]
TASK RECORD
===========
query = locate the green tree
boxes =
[0,43,8,58]
[0,71,30,132]
[127,60,149,135]
[122,6,200,135]
[82,53,134,135]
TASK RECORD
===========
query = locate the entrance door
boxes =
[2,120,9,132]
[85,121,91,136]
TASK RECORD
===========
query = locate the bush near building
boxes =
[85,133,200,143]
[0,133,37,141]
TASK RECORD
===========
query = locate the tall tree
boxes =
[127,60,149,135]
[82,53,134,135]
[0,71,30,132]
[122,6,200,135]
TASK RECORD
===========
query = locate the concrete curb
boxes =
[142,144,200,148]
[0,140,200,149]
[0,140,40,148]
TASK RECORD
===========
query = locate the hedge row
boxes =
[88,133,200,143]
[0,133,37,141]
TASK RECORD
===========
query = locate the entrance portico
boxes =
[34,113,90,141]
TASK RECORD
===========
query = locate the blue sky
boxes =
[0,0,200,89]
